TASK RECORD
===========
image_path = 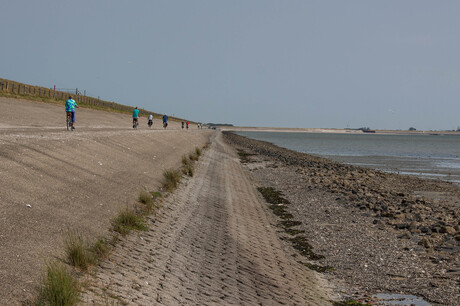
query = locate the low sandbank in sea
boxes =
[221,126,460,136]
[223,132,460,305]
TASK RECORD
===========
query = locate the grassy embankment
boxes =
[0,77,188,122]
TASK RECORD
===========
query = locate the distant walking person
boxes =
[186,121,189,130]
[65,95,79,130]
[133,107,140,128]
[163,114,168,128]
[181,121,184,129]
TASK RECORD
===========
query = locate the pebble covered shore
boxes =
[224,132,460,305]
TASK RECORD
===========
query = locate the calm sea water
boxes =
[235,131,460,183]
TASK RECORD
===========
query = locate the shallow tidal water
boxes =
[236,131,460,183]
[372,293,431,305]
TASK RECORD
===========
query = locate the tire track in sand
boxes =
[82,132,331,305]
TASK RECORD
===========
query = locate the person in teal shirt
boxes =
[65,96,78,129]
[133,107,140,128]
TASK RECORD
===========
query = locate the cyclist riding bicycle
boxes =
[148,114,153,127]
[162,114,168,128]
[65,96,79,130]
[133,107,140,128]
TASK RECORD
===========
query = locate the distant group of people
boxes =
[132,107,201,130]
[181,121,189,129]
[132,107,169,129]
[64,99,200,131]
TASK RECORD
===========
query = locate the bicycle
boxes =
[66,112,73,131]
[133,118,139,129]
[148,120,153,128]
[163,121,168,129]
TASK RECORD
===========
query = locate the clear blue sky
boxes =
[1,1,459,130]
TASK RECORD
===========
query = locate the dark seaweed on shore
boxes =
[236,149,257,163]
[256,186,328,269]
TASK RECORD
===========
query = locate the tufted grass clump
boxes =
[111,208,147,235]
[138,190,152,205]
[89,238,110,261]
[189,152,199,161]
[195,147,202,156]
[64,230,95,271]
[37,262,80,306]
[182,155,190,166]
[138,190,155,213]
[162,169,181,192]
[186,165,194,177]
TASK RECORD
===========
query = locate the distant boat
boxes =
[362,129,376,133]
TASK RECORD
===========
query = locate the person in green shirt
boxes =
[133,107,140,128]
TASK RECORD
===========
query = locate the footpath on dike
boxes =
[81,132,332,304]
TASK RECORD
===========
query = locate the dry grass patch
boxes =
[195,147,202,156]
[138,190,156,213]
[89,238,110,261]
[182,155,190,166]
[111,208,147,235]
[64,230,95,271]
[162,169,181,192]
[186,165,194,177]
[138,190,152,205]
[189,152,199,161]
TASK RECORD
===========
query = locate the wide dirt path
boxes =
[82,133,331,305]
[0,97,211,304]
